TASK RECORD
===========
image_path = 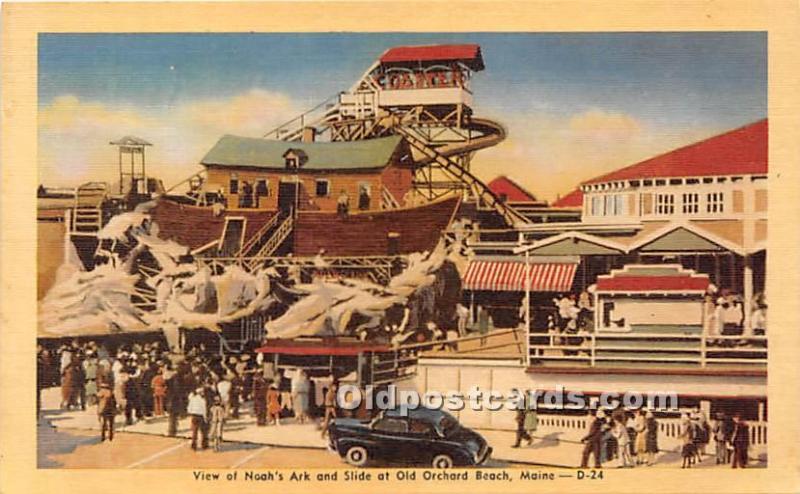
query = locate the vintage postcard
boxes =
[2,2,800,494]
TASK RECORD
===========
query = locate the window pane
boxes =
[374,418,407,433]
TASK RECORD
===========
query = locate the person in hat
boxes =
[730,413,750,468]
[644,410,659,465]
[712,412,729,464]
[691,408,710,463]
[679,413,696,468]
[511,390,537,448]
[209,396,225,452]
[580,409,606,468]
[252,373,267,426]
[164,366,182,437]
[634,409,648,464]
[96,382,117,442]
[187,386,208,451]
[83,351,98,407]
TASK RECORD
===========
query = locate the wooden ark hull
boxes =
[149,196,461,257]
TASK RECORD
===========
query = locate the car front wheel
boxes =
[431,454,454,468]
[344,445,369,467]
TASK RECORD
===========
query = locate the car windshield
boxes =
[437,414,460,437]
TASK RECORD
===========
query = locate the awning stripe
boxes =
[463,261,578,292]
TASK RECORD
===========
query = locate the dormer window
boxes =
[282,148,308,169]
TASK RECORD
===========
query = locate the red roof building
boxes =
[487,175,539,203]
[551,188,584,209]
[583,119,767,186]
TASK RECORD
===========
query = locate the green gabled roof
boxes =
[201,134,403,171]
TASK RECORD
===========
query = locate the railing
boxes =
[262,92,343,141]
[195,254,406,284]
[244,214,294,270]
[370,349,420,386]
[238,212,280,257]
[407,328,526,358]
[528,330,767,369]
[367,329,527,386]
[381,186,401,209]
[534,414,767,448]
[160,169,206,198]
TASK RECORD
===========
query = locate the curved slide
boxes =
[393,117,528,226]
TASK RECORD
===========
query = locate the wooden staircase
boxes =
[242,214,294,271]
[238,213,281,258]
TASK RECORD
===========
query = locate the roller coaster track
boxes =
[392,121,528,226]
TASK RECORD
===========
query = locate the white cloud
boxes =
[39,96,727,204]
[38,90,301,188]
[471,109,726,202]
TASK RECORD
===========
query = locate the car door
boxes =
[370,417,410,463]
[400,418,440,463]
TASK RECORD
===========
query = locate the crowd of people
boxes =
[578,406,751,469]
[37,339,342,450]
[703,287,767,342]
[679,410,751,469]
[580,407,658,469]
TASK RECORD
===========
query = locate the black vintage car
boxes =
[328,407,492,468]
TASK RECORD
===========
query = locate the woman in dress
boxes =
[267,384,282,426]
[634,409,647,464]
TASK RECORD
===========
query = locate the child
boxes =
[209,396,225,452]
[267,384,282,426]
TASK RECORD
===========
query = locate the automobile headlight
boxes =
[465,440,481,460]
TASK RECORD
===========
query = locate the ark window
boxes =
[229,173,239,194]
[315,179,330,197]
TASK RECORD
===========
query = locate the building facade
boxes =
[201,135,414,212]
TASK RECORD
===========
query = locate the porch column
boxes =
[743,254,754,335]
[524,250,531,363]
[469,291,475,326]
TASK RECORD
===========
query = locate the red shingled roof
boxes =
[487,175,538,203]
[380,44,484,70]
[583,119,767,185]
[552,188,584,208]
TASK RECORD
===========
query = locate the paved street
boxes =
[38,387,765,469]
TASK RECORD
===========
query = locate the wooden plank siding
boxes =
[149,199,279,251]
[205,164,413,212]
[292,196,460,256]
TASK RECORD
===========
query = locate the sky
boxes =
[38,32,766,201]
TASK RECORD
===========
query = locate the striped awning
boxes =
[463,261,579,292]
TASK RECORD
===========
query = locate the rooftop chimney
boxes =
[301,127,316,143]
